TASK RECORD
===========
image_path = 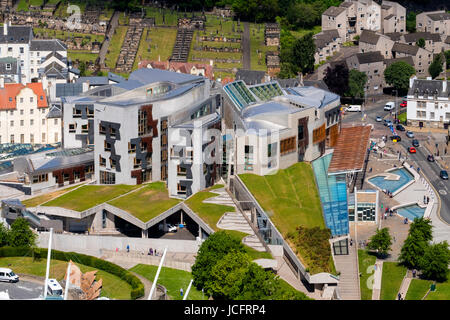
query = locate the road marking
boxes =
[439,189,447,195]
[17,285,33,292]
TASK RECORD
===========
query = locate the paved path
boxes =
[397,270,412,300]
[130,271,152,300]
[334,240,360,300]
[99,10,120,66]
[242,22,250,69]
[371,259,383,300]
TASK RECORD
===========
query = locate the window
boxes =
[138,109,153,136]
[20,134,24,143]
[54,118,58,125]
[30,109,33,115]
[42,132,45,142]
[110,158,116,169]
[42,119,45,125]
[20,120,24,126]
[99,124,106,134]
[69,123,76,132]
[10,135,14,143]
[30,97,33,103]
[133,157,142,169]
[30,134,34,144]
[54,132,58,141]
[32,174,48,184]
[177,165,187,176]
[177,184,187,195]
[10,120,14,127]
[81,124,89,133]
[128,142,136,153]
[244,145,253,171]
[6,63,11,70]
[298,124,305,140]
[19,47,24,54]
[104,141,111,151]
[20,109,24,115]
[30,119,34,126]
[429,112,435,119]
[102,211,107,229]
[99,171,115,184]
[280,136,296,155]
[73,108,82,117]
[99,156,106,167]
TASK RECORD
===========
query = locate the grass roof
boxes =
[42,184,141,212]
[107,182,181,222]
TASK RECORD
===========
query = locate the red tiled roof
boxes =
[138,60,215,80]
[328,126,371,174]
[0,82,47,110]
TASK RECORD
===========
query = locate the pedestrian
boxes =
[398,293,402,300]
[126,244,130,253]
[384,212,387,220]
[389,209,392,217]
[417,167,421,173]
[413,269,417,278]
[445,148,447,155]
[180,288,184,297]
[427,196,430,204]
[393,236,396,242]
[369,167,373,173]
[424,195,427,203]
[380,153,382,159]
[350,238,353,246]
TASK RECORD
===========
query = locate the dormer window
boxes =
[6,63,11,70]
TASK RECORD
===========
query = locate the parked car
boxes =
[396,124,405,131]
[346,105,362,112]
[390,135,402,142]
[167,224,177,232]
[384,102,395,111]
[408,147,417,153]
[0,268,19,283]
[427,155,435,162]
[376,116,383,122]
[440,170,448,180]
[384,120,393,127]
[406,131,414,138]
[412,139,420,147]
[400,100,407,108]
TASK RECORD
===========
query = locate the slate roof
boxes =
[384,14,395,20]
[384,56,415,68]
[385,32,402,41]
[314,29,340,49]
[0,57,19,75]
[340,2,354,8]
[355,51,384,64]
[427,12,450,21]
[0,26,32,44]
[128,68,203,85]
[46,104,62,118]
[359,29,381,45]
[30,39,66,51]
[76,76,109,86]
[408,79,450,97]
[55,83,84,98]
[323,6,346,17]
[392,42,419,55]
[403,32,442,43]
[235,69,266,85]
[43,62,66,79]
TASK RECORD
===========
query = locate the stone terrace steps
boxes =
[170,28,194,62]
[334,243,361,300]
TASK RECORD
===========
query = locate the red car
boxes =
[400,100,407,108]
[408,147,417,153]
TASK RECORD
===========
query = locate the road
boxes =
[342,101,450,225]
[0,280,43,300]
[99,10,120,67]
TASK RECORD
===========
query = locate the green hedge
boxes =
[0,247,144,300]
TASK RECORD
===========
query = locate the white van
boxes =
[0,268,19,283]
[47,279,63,296]
[384,102,395,111]
[346,105,361,112]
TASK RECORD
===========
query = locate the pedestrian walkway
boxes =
[371,259,383,300]
[334,241,360,300]
[397,270,412,300]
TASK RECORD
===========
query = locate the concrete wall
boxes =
[37,232,202,257]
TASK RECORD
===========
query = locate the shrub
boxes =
[0,246,144,299]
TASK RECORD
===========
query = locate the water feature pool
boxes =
[396,204,426,221]
[367,168,414,193]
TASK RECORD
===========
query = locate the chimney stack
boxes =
[3,21,7,36]
[409,75,417,89]
[443,80,447,93]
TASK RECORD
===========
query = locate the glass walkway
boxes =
[312,153,349,237]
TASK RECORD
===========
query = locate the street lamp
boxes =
[392,89,398,122]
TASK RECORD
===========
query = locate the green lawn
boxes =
[33,28,105,44]
[290,26,322,38]
[380,262,407,300]
[426,278,450,300]
[398,112,406,123]
[29,0,44,6]
[249,23,278,71]
[105,26,128,69]
[224,230,273,260]
[54,0,86,17]
[240,162,325,236]
[145,7,179,26]
[406,278,433,300]
[68,51,98,64]
[0,257,132,299]
[133,27,178,70]
[358,250,377,300]
[130,264,206,300]
[42,184,141,212]
[185,187,235,231]
[21,185,80,208]
[108,182,181,222]
[17,0,29,11]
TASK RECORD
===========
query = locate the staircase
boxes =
[210,187,266,252]
[334,243,361,300]
[170,28,194,62]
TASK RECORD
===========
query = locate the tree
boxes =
[399,228,429,269]
[79,61,87,77]
[191,231,245,291]
[205,250,250,299]
[445,50,450,70]
[409,217,433,242]
[429,53,444,79]
[323,63,349,97]
[347,69,367,99]
[367,227,392,257]
[384,61,416,95]
[416,38,425,49]
[292,33,316,75]
[406,12,417,33]
[7,218,35,247]
[419,241,450,282]
[0,223,9,247]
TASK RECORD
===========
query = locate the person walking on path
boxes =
[126,244,130,253]
[180,288,184,297]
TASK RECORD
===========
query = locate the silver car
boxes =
[406,131,414,138]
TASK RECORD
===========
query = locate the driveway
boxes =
[0,279,43,300]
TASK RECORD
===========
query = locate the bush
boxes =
[0,246,144,299]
